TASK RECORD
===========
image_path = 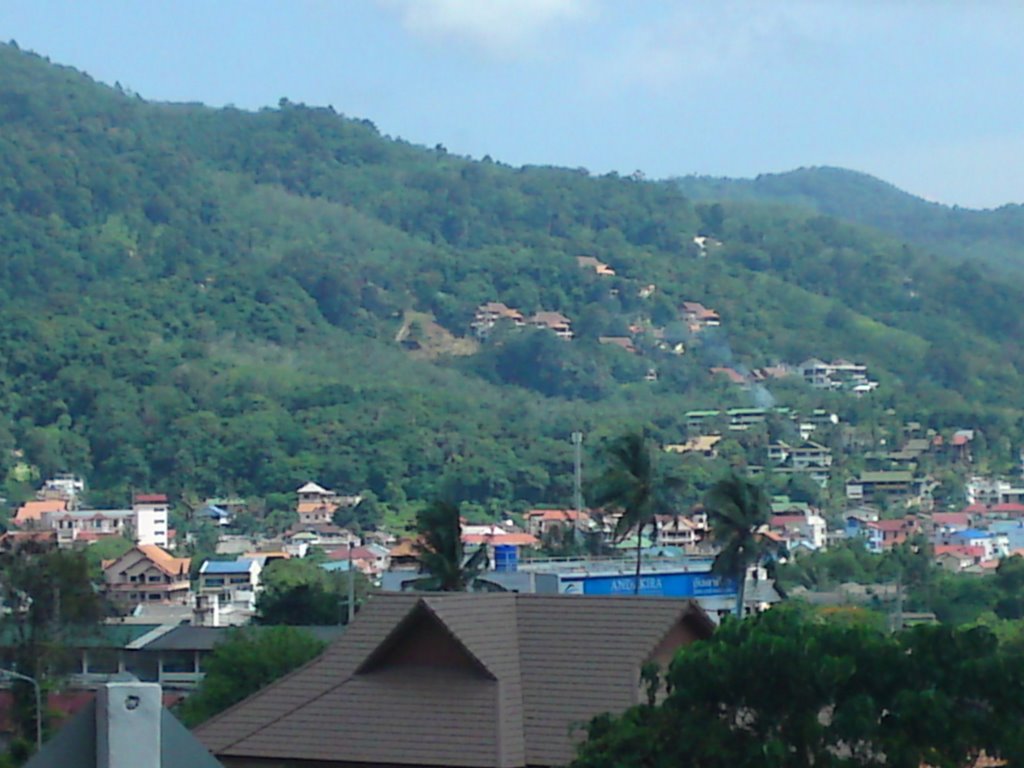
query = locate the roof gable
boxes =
[356,599,496,679]
[196,593,711,768]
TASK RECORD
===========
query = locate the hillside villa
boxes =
[681,301,720,332]
[102,545,191,610]
[527,310,574,339]
[471,301,525,338]
[576,255,616,276]
[296,481,361,526]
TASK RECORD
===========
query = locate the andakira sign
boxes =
[559,571,735,597]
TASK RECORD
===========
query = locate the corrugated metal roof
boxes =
[196,593,713,767]
[143,625,346,652]
[200,558,255,574]
[0,624,163,649]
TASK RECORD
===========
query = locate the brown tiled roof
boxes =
[196,592,713,767]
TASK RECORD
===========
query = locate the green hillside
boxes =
[1,44,1023,522]
[676,166,1024,271]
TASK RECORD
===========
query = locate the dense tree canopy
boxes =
[573,605,1024,768]
[2,44,1024,529]
[178,626,326,726]
[256,558,369,625]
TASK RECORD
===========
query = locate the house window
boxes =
[88,649,120,675]
[124,650,159,683]
[147,593,161,601]
[162,651,194,674]
[148,575,162,583]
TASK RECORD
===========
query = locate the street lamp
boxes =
[0,668,41,751]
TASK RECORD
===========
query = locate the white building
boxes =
[38,473,85,502]
[799,358,875,392]
[133,494,170,548]
[198,557,263,613]
[965,477,1024,506]
[44,508,133,546]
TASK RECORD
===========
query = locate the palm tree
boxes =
[409,500,490,591]
[588,431,670,595]
[704,473,772,618]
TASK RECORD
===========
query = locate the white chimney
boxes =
[97,681,161,768]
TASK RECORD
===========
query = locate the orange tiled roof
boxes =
[524,509,589,522]
[462,533,539,547]
[388,539,420,558]
[136,544,191,577]
[13,499,67,523]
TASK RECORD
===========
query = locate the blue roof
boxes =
[951,528,992,540]
[202,558,255,574]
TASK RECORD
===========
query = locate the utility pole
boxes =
[571,431,584,547]
[894,566,904,633]
[1,669,41,751]
[572,431,583,514]
[347,539,355,625]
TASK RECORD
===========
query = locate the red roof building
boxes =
[133,493,168,504]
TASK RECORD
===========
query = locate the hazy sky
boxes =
[3,1,1023,209]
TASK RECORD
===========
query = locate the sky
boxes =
[2,0,1023,209]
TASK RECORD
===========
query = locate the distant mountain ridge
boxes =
[676,166,1024,271]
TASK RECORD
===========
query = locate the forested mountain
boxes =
[676,167,1024,272]
[2,43,1024,521]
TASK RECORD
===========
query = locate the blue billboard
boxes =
[559,571,736,598]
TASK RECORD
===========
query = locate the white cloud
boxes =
[380,0,589,57]
[586,3,855,94]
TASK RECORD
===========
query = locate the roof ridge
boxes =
[127,623,179,650]
[214,595,438,756]
[199,626,361,753]
[499,594,526,768]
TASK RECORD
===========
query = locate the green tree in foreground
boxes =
[573,604,1024,768]
[178,626,326,727]
[704,473,772,617]
[588,431,671,595]
[0,542,106,751]
[410,500,490,591]
[256,558,370,625]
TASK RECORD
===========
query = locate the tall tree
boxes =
[588,431,672,595]
[256,558,369,625]
[178,626,326,727]
[410,500,489,591]
[572,604,1024,768]
[704,472,772,617]
[0,542,106,748]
